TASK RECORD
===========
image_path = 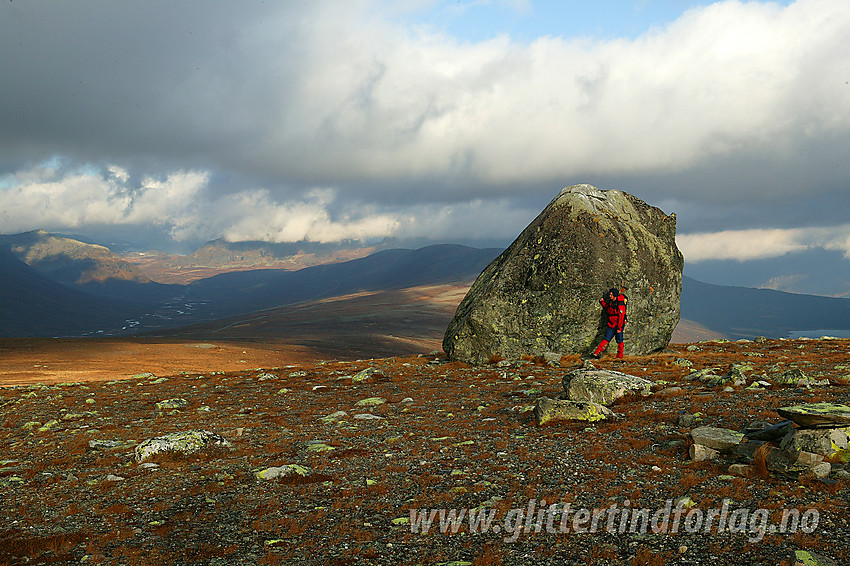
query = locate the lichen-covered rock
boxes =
[134,430,231,462]
[777,403,850,428]
[533,397,613,425]
[562,367,652,406]
[780,427,850,458]
[690,426,744,452]
[443,185,683,364]
[255,464,310,480]
[156,398,189,411]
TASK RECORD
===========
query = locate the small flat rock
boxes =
[255,464,311,480]
[689,444,719,462]
[777,403,850,428]
[793,550,838,566]
[690,426,744,452]
[321,411,348,423]
[810,462,831,479]
[355,397,387,407]
[353,413,385,420]
[156,398,189,411]
[533,397,613,425]
[744,420,795,441]
[88,439,135,451]
[795,451,825,468]
[562,368,652,406]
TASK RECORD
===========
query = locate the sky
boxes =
[2,0,850,269]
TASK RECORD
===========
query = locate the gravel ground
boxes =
[1,338,848,565]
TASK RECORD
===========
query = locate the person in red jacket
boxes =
[592,287,627,359]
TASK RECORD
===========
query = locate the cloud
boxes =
[219,189,402,244]
[0,162,537,246]
[677,224,850,262]
[3,1,850,189]
[1,0,850,249]
[0,163,207,239]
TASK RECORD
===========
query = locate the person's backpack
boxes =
[617,293,628,324]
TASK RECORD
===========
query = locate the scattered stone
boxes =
[734,439,766,461]
[353,413,385,420]
[135,431,231,463]
[255,464,311,480]
[795,452,825,468]
[88,439,134,451]
[673,358,693,368]
[443,184,683,363]
[543,352,563,367]
[781,427,850,458]
[792,550,838,566]
[772,368,808,386]
[156,398,189,411]
[105,475,125,482]
[321,411,348,424]
[728,464,750,477]
[810,462,831,479]
[676,413,702,428]
[288,371,308,378]
[690,426,744,453]
[533,397,614,425]
[562,367,652,406]
[689,444,719,462]
[743,420,795,442]
[726,363,751,386]
[257,373,278,381]
[777,403,850,428]
[132,372,156,380]
[355,397,387,407]
[351,368,378,382]
[685,367,727,386]
[37,419,60,432]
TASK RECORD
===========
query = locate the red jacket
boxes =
[600,294,626,332]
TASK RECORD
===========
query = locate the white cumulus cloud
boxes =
[678,223,850,262]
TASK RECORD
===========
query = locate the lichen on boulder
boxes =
[444,184,683,364]
[533,397,613,425]
[134,430,231,462]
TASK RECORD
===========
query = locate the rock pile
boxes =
[444,184,684,364]
[689,403,850,480]
[534,362,653,424]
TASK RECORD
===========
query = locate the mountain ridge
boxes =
[3,230,850,344]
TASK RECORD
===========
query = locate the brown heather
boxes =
[0,338,848,565]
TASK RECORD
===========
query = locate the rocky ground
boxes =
[1,338,848,565]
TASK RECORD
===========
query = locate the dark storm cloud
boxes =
[1,0,850,260]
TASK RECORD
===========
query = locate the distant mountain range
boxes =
[2,230,850,342]
[0,246,144,336]
[0,230,150,285]
[684,248,850,298]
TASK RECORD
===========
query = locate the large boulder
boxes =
[443,184,683,363]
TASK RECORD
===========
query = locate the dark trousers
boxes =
[604,327,624,343]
